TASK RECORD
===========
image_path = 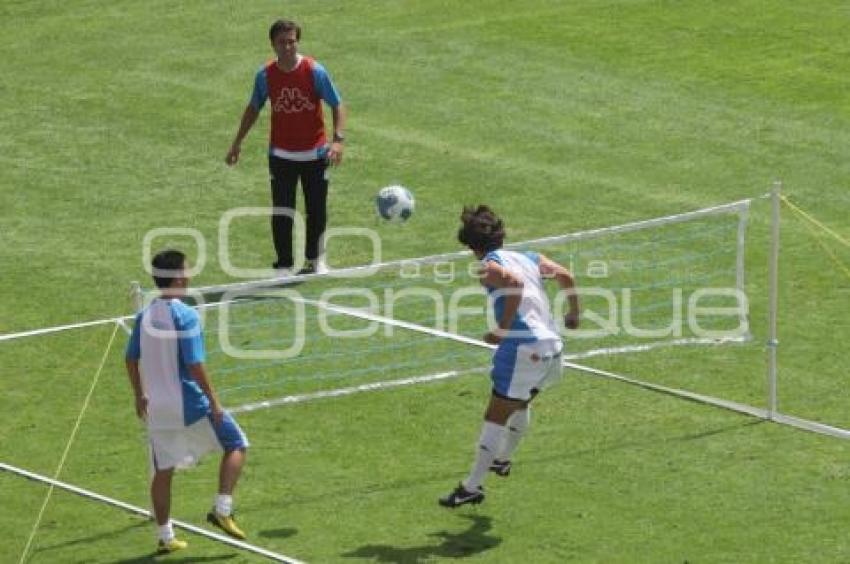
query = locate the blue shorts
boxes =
[207,410,250,451]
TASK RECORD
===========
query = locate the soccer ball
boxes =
[376,185,415,221]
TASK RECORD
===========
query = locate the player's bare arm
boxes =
[480,260,524,344]
[225,105,260,166]
[538,254,580,330]
[328,103,347,165]
[125,359,148,419]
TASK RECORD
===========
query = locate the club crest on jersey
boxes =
[273,87,316,113]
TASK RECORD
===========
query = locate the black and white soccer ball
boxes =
[376,185,415,221]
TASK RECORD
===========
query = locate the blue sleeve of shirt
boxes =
[483,250,504,266]
[312,62,341,108]
[249,66,268,111]
[174,305,206,366]
[523,251,540,265]
[125,313,142,360]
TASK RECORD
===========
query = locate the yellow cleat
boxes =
[157,537,188,554]
[207,510,246,540]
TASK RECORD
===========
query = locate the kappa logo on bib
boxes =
[273,87,316,113]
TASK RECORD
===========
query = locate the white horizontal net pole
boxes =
[769,413,850,440]
[296,297,496,350]
[287,294,850,441]
[0,197,753,343]
[193,198,754,301]
[0,461,304,563]
[0,317,130,343]
[507,198,751,249]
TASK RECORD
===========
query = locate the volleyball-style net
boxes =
[156,199,753,413]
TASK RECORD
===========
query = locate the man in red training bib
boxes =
[226,19,346,275]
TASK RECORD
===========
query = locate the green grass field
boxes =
[2,1,849,562]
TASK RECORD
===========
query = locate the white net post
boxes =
[735,202,751,337]
[129,281,143,313]
[767,181,782,418]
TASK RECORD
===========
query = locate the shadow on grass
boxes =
[263,419,765,510]
[111,554,237,563]
[258,526,298,539]
[31,517,241,564]
[676,418,765,441]
[32,520,148,554]
[342,514,500,563]
[274,474,458,508]
[516,417,767,467]
[190,279,305,308]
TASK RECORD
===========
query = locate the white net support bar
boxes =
[227,298,850,442]
[0,197,752,344]
[0,461,305,563]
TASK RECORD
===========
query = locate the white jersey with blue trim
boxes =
[125,298,210,431]
[483,249,561,347]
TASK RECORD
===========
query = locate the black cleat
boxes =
[297,259,328,276]
[489,459,512,477]
[438,483,485,508]
[296,264,315,275]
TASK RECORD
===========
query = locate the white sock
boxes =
[463,421,505,491]
[215,494,233,517]
[158,522,174,542]
[498,408,530,461]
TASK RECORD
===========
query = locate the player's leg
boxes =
[466,394,523,487]
[208,411,250,539]
[269,155,299,270]
[151,467,173,527]
[493,348,562,475]
[219,448,246,496]
[492,399,532,477]
[439,393,524,508]
[151,466,187,553]
[442,343,558,507]
[299,158,329,273]
[441,346,524,507]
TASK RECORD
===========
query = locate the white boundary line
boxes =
[231,368,485,414]
[225,300,850,439]
[566,361,850,440]
[562,335,750,361]
[0,198,751,343]
[0,461,305,563]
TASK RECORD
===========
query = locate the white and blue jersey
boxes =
[126,298,248,469]
[484,250,564,400]
[126,298,210,430]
